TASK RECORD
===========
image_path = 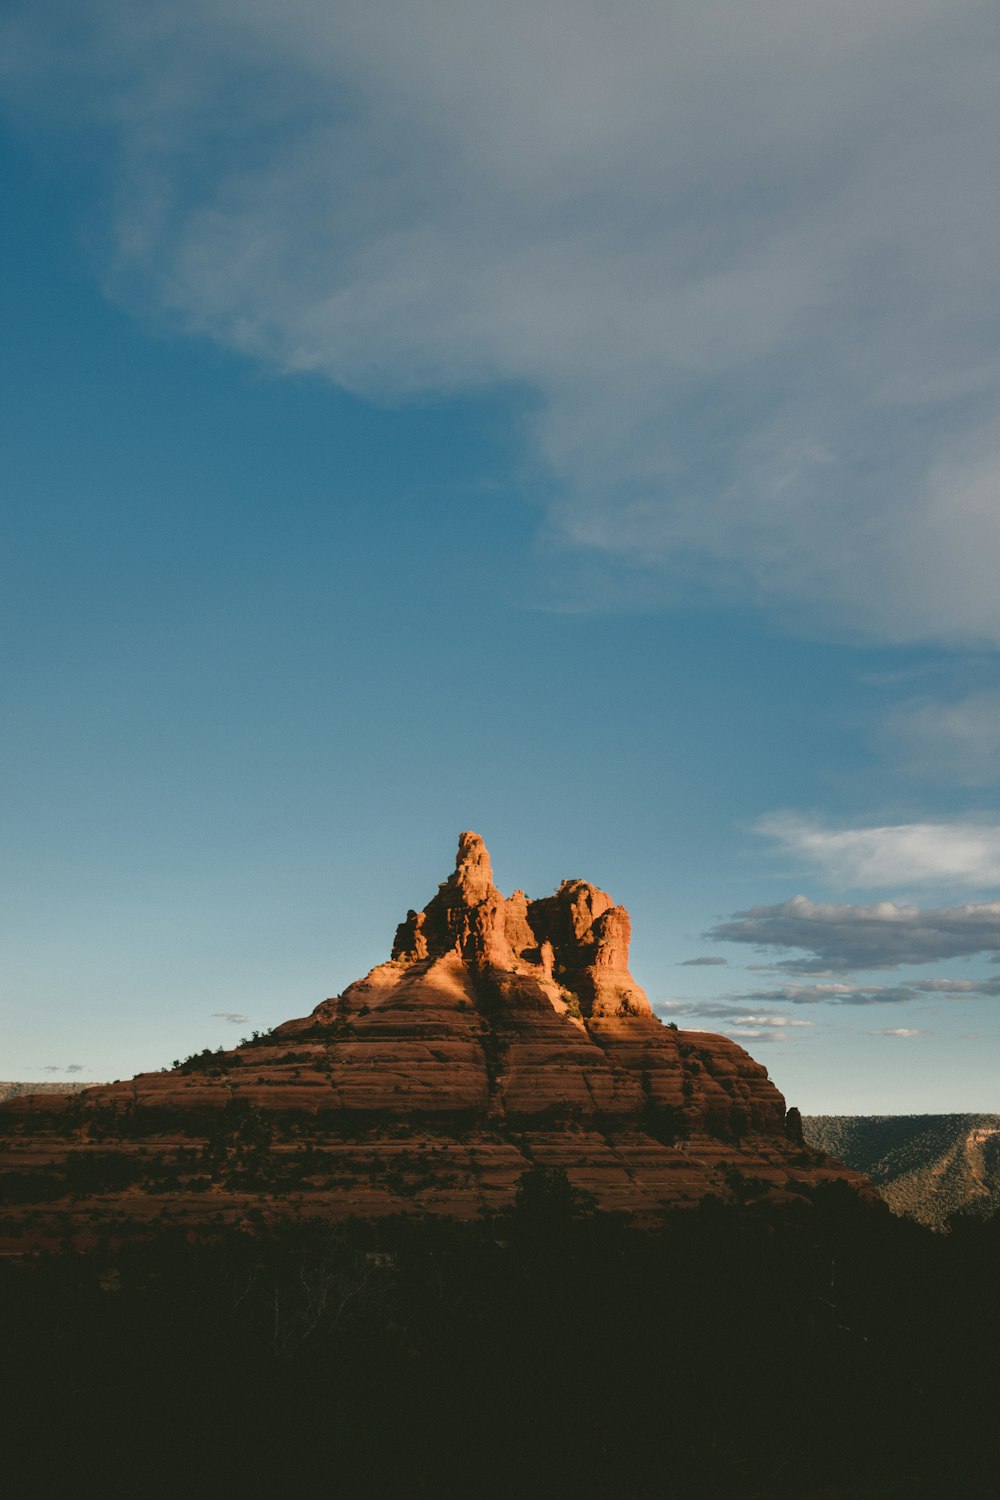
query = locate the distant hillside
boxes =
[803,1114,1000,1228]
[0,1081,99,1103]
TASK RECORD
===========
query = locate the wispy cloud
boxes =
[678,956,728,967]
[708,895,1000,972]
[664,975,1000,1027]
[39,1063,86,1073]
[723,1028,792,1042]
[213,1012,249,1024]
[4,2,1000,643]
[677,1003,813,1025]
[740,980,996,1005]
[868,1027,929,1038]
[752,813,1000,888]
[663,1003,808,1044]
[881,691,1000,787]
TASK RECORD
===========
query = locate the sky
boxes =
[3,1,1000,1112]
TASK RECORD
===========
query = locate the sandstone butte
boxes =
[0,833,873,1249]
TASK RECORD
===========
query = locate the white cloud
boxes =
[753,813,1000,888]
[658,1001,813,1041]
[725,1013,811,1027]
[868,1027,929,1038]
[724,1028,789,1042]
[718,1016,812,1043]
[4,1,1000,642]
[708,895,1000,971]
[212,1011,249,1024]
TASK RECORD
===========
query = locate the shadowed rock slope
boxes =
[1,834,873,1248]
[803,1114,1000,1228]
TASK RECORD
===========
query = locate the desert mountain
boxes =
[1,833,872,1248]
[803,1114,1000,1228]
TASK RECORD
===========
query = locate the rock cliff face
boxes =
[0,834,873,1248]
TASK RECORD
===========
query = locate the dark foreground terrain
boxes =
[3,844,991,1496]
[3,1169,999,1500]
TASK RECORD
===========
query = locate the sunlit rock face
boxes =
[391,830,652,1018]
[0,834,875,1247]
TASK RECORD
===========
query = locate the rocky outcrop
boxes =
[389,831,651,1019]
[0,834,874,1248]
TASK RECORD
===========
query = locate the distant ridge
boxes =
[803,1114,1000,1227]
[0,1082,100,1102]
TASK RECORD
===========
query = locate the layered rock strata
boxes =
[0,834,873,1248]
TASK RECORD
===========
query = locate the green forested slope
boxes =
[803,1114,1000,1227]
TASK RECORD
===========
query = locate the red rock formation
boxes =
[0,833,874,1248]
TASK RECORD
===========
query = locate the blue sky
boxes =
[3,2,1000,1111]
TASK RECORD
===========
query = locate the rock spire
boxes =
[392,831,651,1018]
